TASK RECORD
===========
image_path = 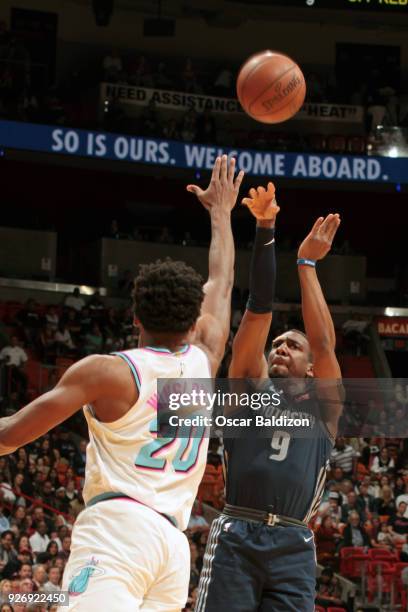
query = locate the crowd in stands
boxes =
[1,15,408,157]
[0,290,407,609]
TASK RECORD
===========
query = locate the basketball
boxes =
[237,50,306,124]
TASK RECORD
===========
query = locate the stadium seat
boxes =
[327,608,347,612]
[339,547,367,576]
[368,548,398,562]
[344,552,369,579]
[367,561,396,602]
[315,606,326,612]
[395,562,408,608]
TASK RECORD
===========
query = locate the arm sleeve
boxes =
[246,227,276,314]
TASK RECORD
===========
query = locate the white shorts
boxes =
[62,498,190,612]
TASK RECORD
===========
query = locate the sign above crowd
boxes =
[0,120,406,184]
[377,317,408,337]
[100,83,364,124]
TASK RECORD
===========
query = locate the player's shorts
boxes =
[62,498,190,612]
[195,514,316,612]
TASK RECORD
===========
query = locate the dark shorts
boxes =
[195,514,316,612]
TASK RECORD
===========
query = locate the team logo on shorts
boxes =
[68,557,105,596]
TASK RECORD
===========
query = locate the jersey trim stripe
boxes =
[142,344,191,356]
[111,352,141,391]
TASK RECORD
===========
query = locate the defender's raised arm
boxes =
[188,155,244,376]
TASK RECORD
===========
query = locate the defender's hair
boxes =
[133,259,204,333]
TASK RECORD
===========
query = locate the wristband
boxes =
[297,258,316,267]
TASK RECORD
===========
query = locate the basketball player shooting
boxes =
[195,185,343,612]
[0,155,244,612]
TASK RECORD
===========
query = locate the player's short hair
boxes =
[287,328,307,341]
[288,329,313,360]
[133,259,204,333]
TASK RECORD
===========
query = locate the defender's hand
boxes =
[242,182,280,224]
[298,214,341,261]
[186,155,244,212]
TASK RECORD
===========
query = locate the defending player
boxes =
[0,155,244,612]
[195,184,343,612]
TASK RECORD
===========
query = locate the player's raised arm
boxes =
[0,355,136,455]
[297,214,343,433]
[187,155,244,376]
[229,182,280,378]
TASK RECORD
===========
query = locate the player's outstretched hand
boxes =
[242,182,280,224]
[298,214,341,261]
[186,154,244,212]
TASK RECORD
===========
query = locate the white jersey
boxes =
[82,344,211,531]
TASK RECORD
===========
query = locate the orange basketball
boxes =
[237,50,306,124]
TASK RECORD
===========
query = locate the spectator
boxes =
[315,516,341,564]
[54,487,70,514]
[389,501,408,542]
[374,521,394,550]
[87,291,105,315]
[0,579,12,601]
[83,323,104,356]
[79,307,92,337]
[64,289,85,313]
[374,485,396,517]
[45,306,59,333]
[42,566,61,593]
[330,437,358,476]
[0,531,17,573]
[102,48,123,82]
[46,541,59,561]
[55,430,77,463]
[39,327,56,363]
[341,511,370,548]
[371,447,395,474]
[59,535,71,561]
[18,562,32,580]
[341,491,365,523]
[396,482,408,518]
[54,324,75,354]
[32,564,47,590]
[357,482,376,515]
[188,501,209,531]
[315,567,346,609]
[29,522,50,556]
[0,494,10,534]
[16,300,41,346]
[73,440,87,477]
[213,67,233,97]
[0,336,28,399]
[64,309,81,344]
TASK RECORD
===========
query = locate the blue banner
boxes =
[0,120,407,184]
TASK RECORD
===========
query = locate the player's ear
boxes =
[305,362,314,378]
